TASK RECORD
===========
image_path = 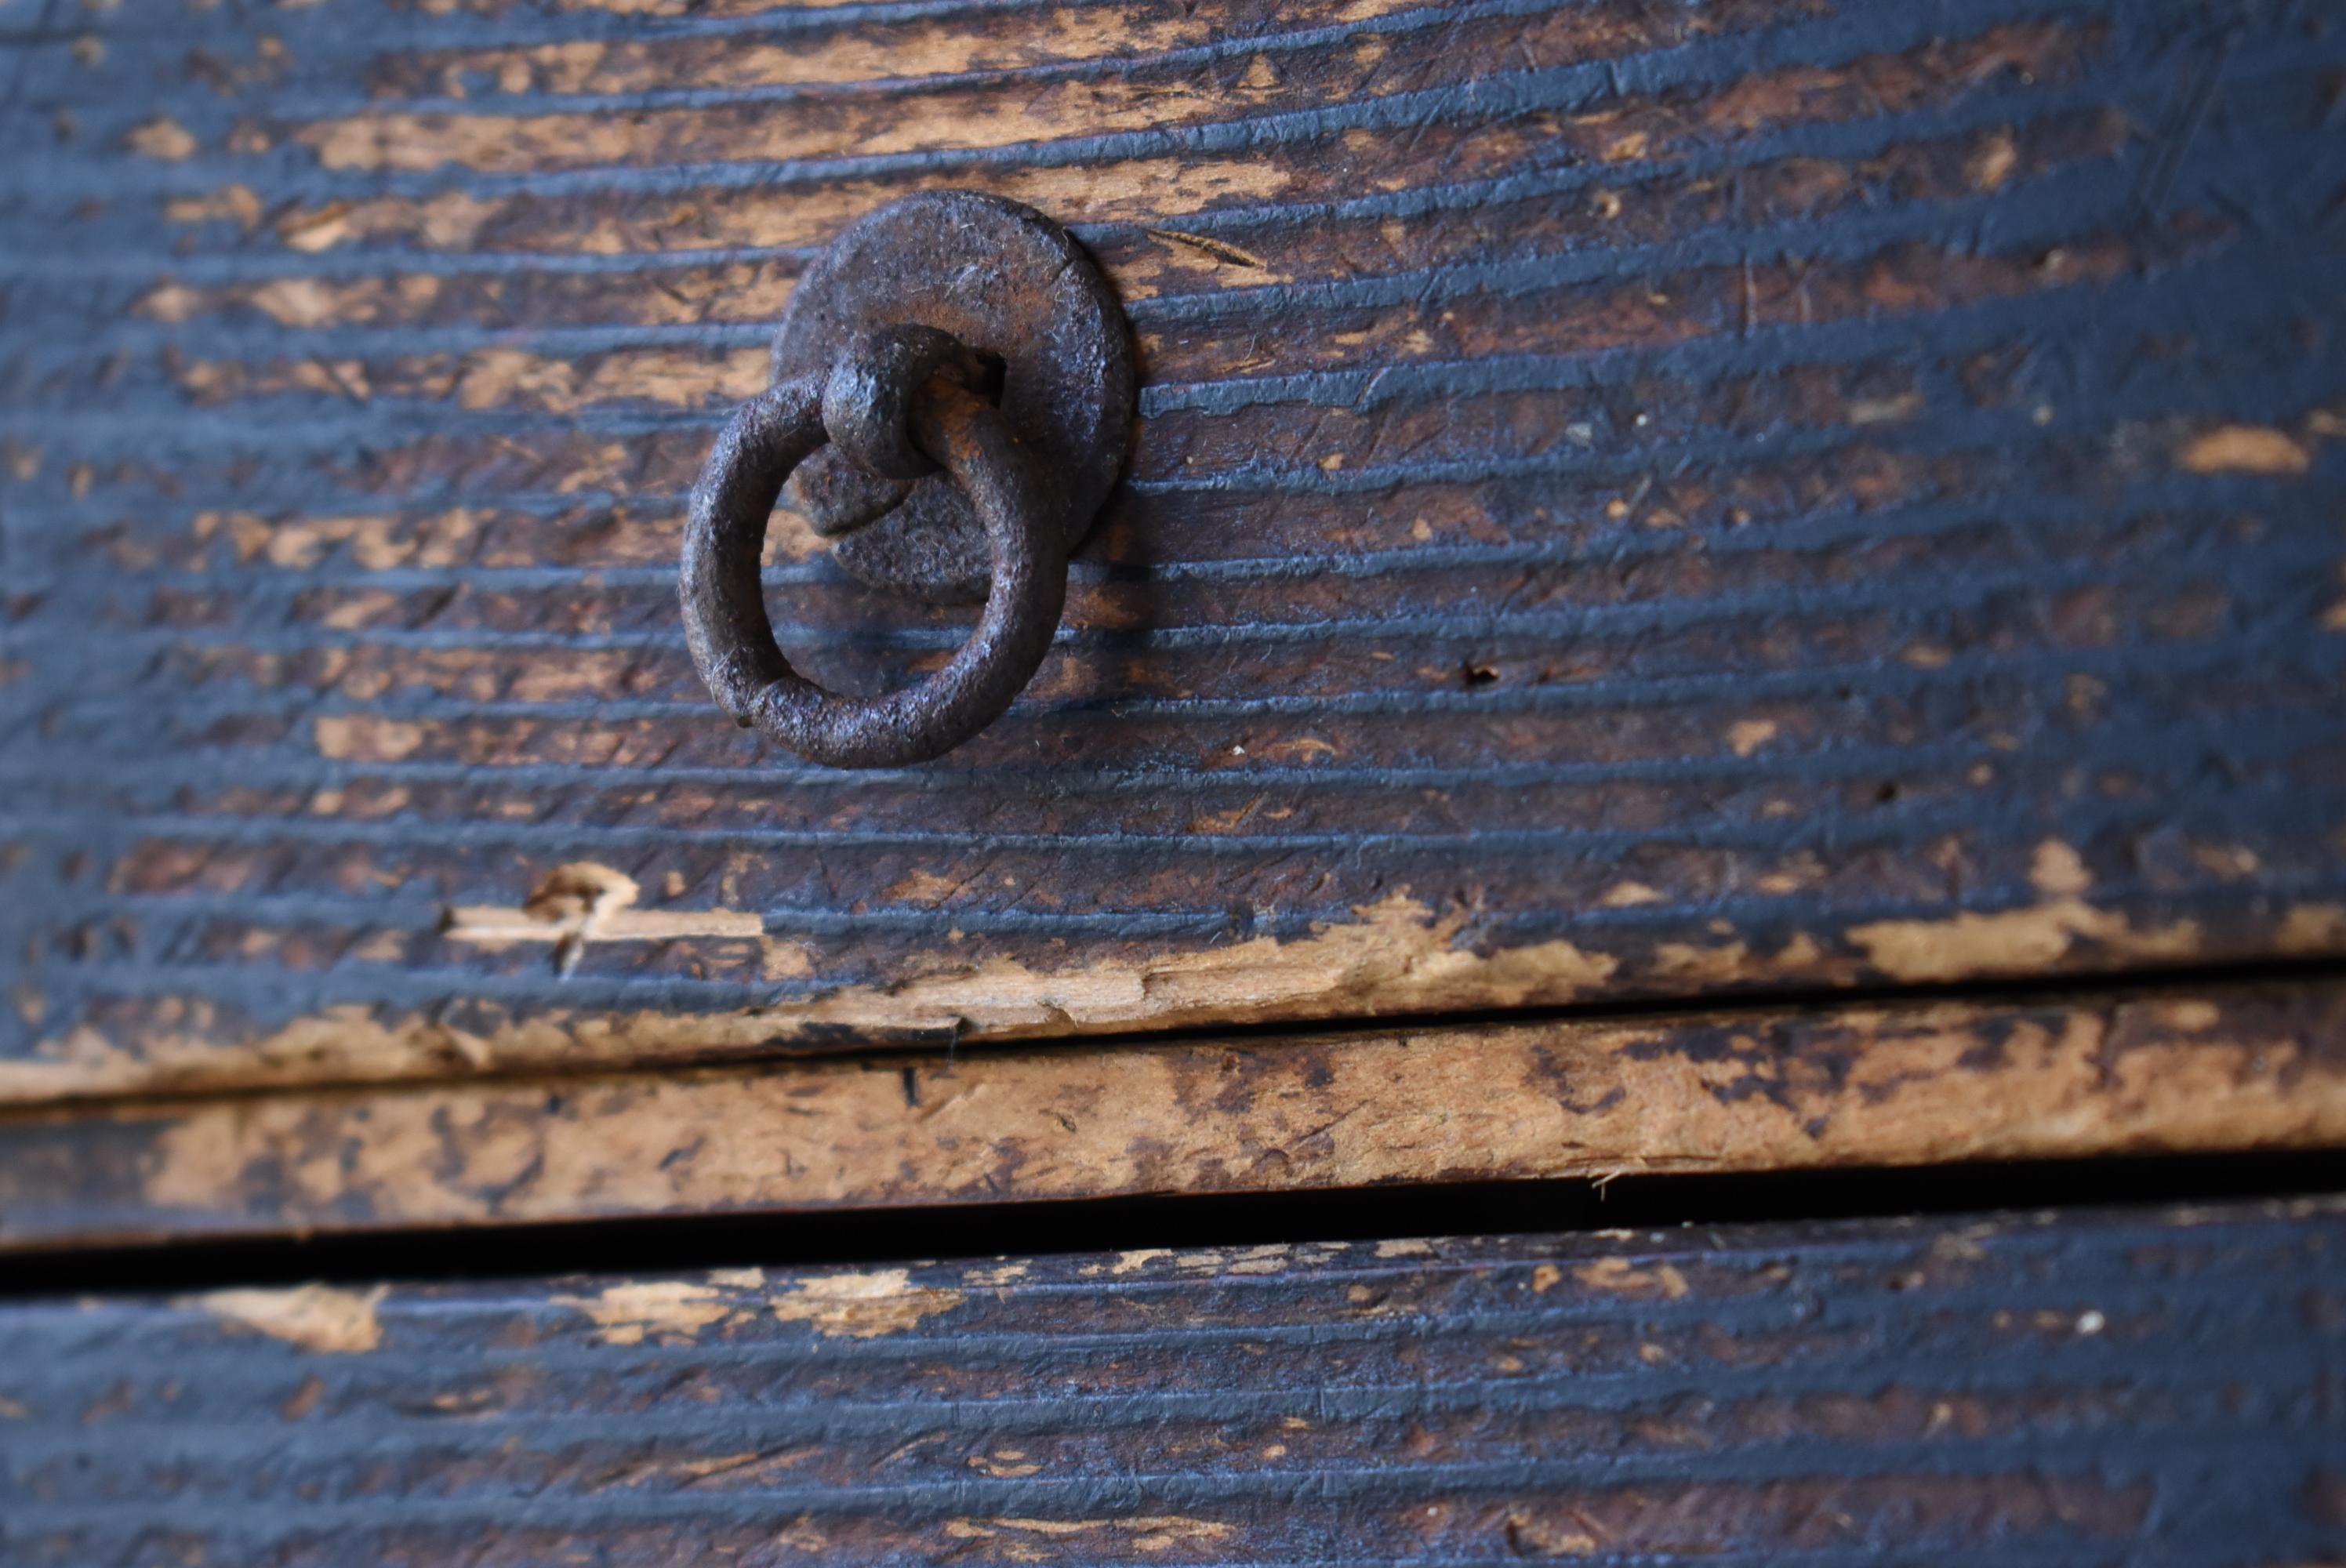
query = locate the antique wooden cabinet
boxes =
[3,0,2345,1558]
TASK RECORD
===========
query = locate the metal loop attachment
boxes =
[679,339,1062,770]
[819,325,997,486]
[677,191,1133,770]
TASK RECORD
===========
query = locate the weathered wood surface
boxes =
[4,0,2346,1103]
[5,980,2345,1251]
[2,1199,2342,1563]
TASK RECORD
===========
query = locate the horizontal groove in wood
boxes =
[3,0,2345,1104]
[0,2,2115,210]
[278,0,1754,179]
[0,1198,2341,1562]
[4,978,2343,1251]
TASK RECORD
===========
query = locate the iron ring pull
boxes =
[678,325,1065,770]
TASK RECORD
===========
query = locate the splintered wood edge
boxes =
[3,979,2342,1250]
[20,880,2346,1108]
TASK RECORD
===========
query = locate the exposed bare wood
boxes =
[5,980,2342,1250]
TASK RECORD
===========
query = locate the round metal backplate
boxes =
[772,191,1134,605]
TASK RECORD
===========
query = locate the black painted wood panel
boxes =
[2,1198,2344,1563]
[2,0,2344,1099]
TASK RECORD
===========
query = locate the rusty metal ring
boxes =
[678,370,1062,769]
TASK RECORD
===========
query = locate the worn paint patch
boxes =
[944,1515,1235,1547]
[445,862,764,976]
[706,1267,767,1287]
[124,118,195,159]
[198,1283,387,1352]
[2177,425,2314,475]
[769,1276,971,1333]
[557,1279,743,1345]
[2028,840,2092,897]
[2276,905,2346,953]
[966,1263,1030,1287]
[768,1269,966,1338]
[805,891,1611,1037]
[1099,1250,1173,1277]
[1847,898,2199,985]
[1576,1258,1693,1299]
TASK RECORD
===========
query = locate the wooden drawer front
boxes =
[3,0,2344,1105]
[4,1200,2344,1564]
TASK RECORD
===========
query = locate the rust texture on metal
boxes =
[3,0,2346,1101]
[2,980,2341,1251]
[772,190,1135,604]
[682,191,1135,768]
[3,1200,2344,1563]
[680,325,1070,768]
